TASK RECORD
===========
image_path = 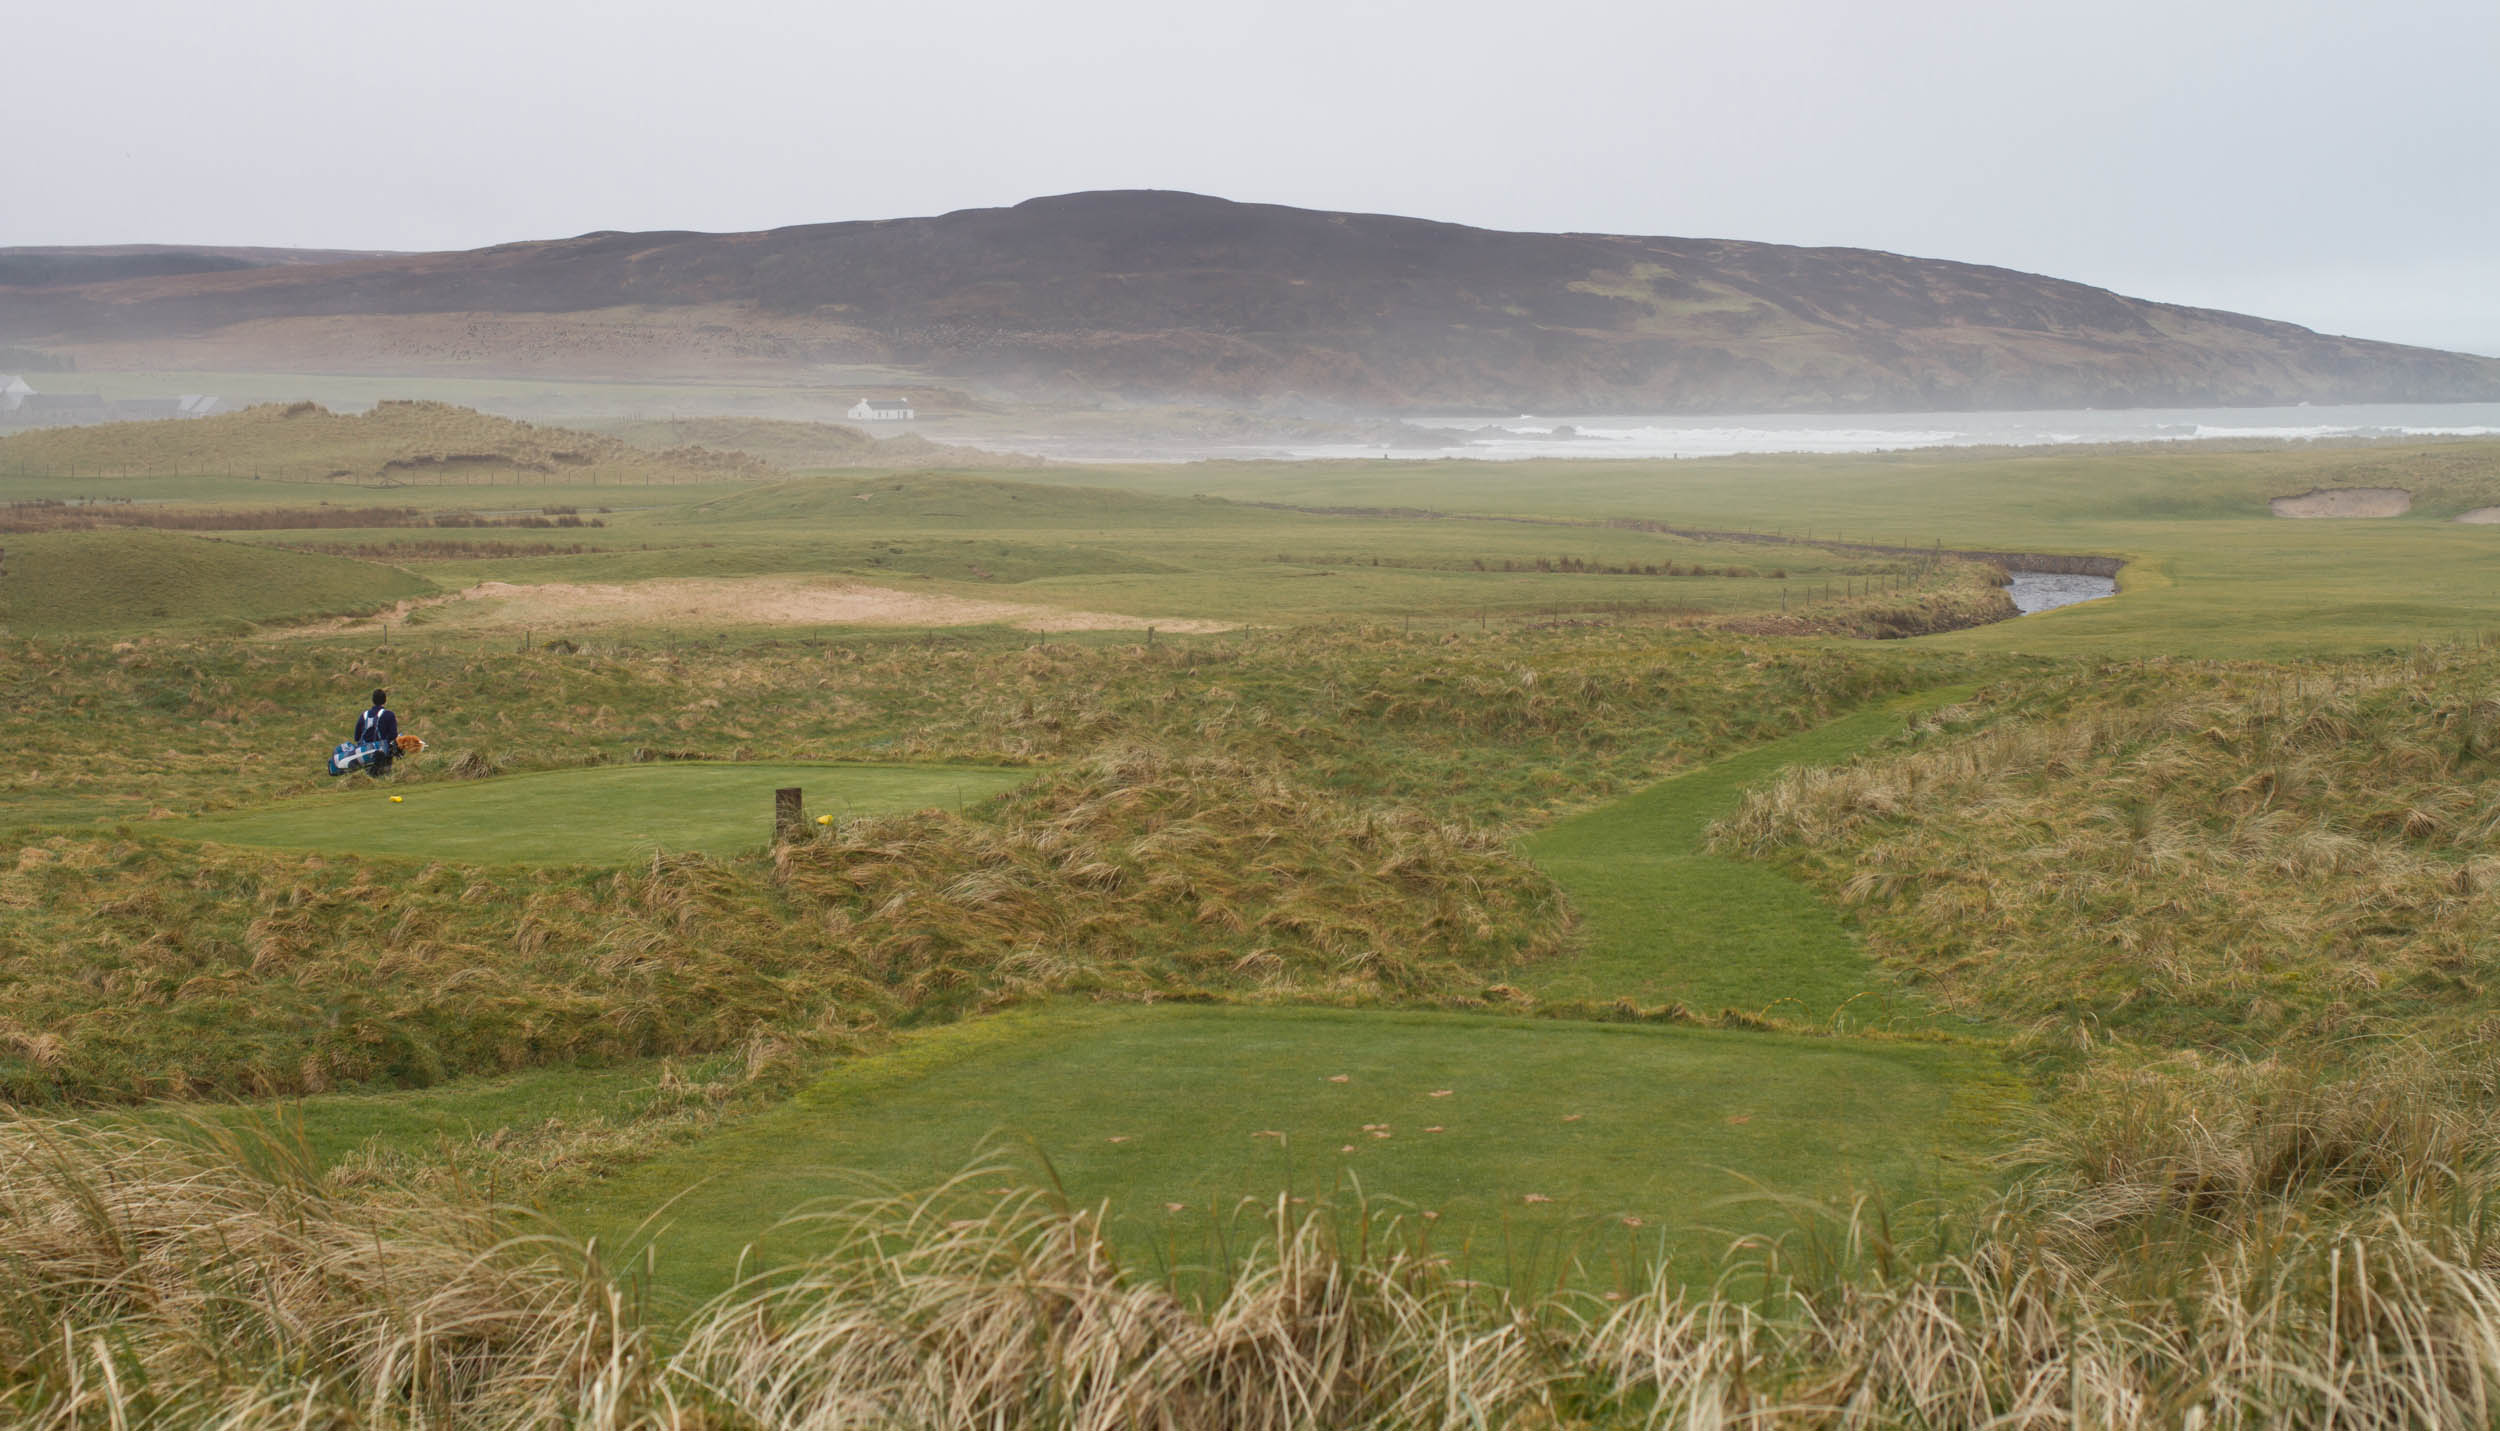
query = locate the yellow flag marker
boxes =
[390,795,404,803]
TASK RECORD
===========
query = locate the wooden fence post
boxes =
[775,787,804,839]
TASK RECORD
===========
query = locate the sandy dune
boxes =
[421,577,1232,634]
[2270,487,2412,518]
[2454,507,2500,524]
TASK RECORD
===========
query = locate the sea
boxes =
[1278,401,2500,462]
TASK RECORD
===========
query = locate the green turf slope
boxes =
[1520,688,1974,1025]
[116,1062,677,1173]
[0,530,433,634]
[183,761,1029,865]
[556,692,2010,1302]
[566,1003,2011,1306]
[668,472,1270,532]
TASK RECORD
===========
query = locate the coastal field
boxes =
[6,425,2500,1421]
[1050,439,2500,655]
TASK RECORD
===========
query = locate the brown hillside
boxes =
[0,244,398,289]
[7,191,2496,411]
[0,401,772,485]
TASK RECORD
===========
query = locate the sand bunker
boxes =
[2270,487,2412,518]
[2454,507,2500,525]
[419,577,1233,634]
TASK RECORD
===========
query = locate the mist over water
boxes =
[1282,402,2500,461]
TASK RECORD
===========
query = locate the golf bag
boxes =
[328,734,425,776]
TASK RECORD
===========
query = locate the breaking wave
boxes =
[1282,402,2500,461]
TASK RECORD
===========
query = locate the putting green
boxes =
[182,761,1030,865]
[565,1003,2013,1304]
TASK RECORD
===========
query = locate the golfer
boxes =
[354,689,400,776]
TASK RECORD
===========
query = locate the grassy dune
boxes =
[185,762,1030,865]
[581,415,1043,470]
[0,529,433,634]
[0,400,768,486]
[1717,646,2500,1051]
[0,744,1571,1103]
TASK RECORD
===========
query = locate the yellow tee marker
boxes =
[815,813,833,825]
[389,795,404,803]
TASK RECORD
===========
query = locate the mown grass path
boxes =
[1522,688,1973,1023]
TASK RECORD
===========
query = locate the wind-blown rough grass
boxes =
[0,1121,666,1429]
[1713,647,2500,1049]
[778,747,1562,1009]
[15,1042,2500,1426]
[0,748,1563,1104]
[0,623,1943,831]
[0,624,1948,1102]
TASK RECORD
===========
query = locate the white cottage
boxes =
[848,398,914,422]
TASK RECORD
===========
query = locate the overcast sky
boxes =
[8,0,2495,355]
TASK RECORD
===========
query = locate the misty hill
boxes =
[7,192,2496,411]
[0,244,398,290]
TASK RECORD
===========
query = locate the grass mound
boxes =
[0,400,768,486]
[0,624,1945,839]
[670,471,1260,530]
[584,415,1044,470]
[776,747,1563,1003]
[0,750,1561,1103]
[0,529,432,634]
[185,761,1027,864]
[1715,647,2500,1049]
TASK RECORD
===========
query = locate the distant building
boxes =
[0,383,227,427]
[848,398,915,422]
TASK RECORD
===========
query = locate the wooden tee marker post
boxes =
[775,787,803,838]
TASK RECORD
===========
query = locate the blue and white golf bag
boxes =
[328,739,395,776]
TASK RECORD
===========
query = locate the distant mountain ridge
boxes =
[0,244,401,290]
[5,191,2494,412]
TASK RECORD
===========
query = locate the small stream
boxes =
[2007,571,2117,615]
